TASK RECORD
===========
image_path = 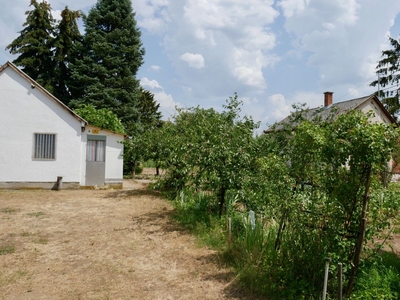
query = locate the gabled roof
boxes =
[0,61,87,125]
[265,94,397,133]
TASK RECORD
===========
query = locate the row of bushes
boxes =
[168,187,400,299]
[132,96,400,298]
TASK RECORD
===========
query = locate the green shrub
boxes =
[143,160,157,168]
[134,161,143,175]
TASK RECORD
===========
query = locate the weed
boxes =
[27,211,45,217]
[1,207,19,214]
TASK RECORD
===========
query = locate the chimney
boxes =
[324,91,333,107]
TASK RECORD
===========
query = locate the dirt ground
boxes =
[0,179,255,300]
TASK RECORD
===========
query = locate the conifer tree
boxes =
[6,0,55,92]
[53,7,82,105]
[138,87,163,130]
[69,0,145,135]
[371,36,400,120]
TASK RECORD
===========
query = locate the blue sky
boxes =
[1,0,400,132]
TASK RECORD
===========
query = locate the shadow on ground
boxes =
[105,187,267,300]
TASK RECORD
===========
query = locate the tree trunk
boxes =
[275,209,287,251]
[345,166,372,298]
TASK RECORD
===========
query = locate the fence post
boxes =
[228,217,232,243]
[249,210,255,230]
[322,257,331,300]
[338,263,343,300]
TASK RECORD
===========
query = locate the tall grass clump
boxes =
[223,214,279,295]
[172,189,226,249]
[351,252,400,299]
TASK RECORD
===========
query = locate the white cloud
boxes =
[150,65,161,71]
[269,94,292,121]
[278,0,400,96]
[132,0,170,34]
[140,77,163,90]
[163,0,279,98]
[268,91,324,122]
[0,2,27,63]
[153,91,180,118]
[140,77,180,120]
[278,0,309,18]
[180,53,205,69]
[289,91,323,108]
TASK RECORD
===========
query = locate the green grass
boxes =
[170,189,282,296]
[1,207,19,214]
[142,160,157,168]
[0,245,15,255]
[27,211,45,217]
[350,252,400,299]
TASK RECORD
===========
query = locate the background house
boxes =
[265,91,399,180]
[265,92,396,132]
[0,61,124,189]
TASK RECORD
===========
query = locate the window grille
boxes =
[34,133,56,160]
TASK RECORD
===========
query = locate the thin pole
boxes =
[228,217,232,243]
[338,263,343,300]
[322,257,331,300]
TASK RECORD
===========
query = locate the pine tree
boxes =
[371,36,400,120]
[69,0,145,135]
[53,7,82,105]
[6,0,55,92]
[138,87,163,130]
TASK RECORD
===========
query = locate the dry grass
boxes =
[0,180,250,300]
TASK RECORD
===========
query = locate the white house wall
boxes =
[82,126,124,188]
[0,67,83,188]
[358,100,392,124]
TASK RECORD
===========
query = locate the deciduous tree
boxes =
[147,93,259,216]
[74,104,125,134]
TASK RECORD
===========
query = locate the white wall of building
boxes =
[0,66,83,185]
[359,100,393,124]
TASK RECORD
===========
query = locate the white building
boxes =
[0,61,124,189]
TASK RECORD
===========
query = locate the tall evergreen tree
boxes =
[69,0,145,135]
[138,87,163,130]
[6,0,55,92]
[371,36,400,120]
[53,7,82,105]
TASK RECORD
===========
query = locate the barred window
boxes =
[33,133,56,160]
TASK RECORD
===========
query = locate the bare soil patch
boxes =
[0,180,254,300]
